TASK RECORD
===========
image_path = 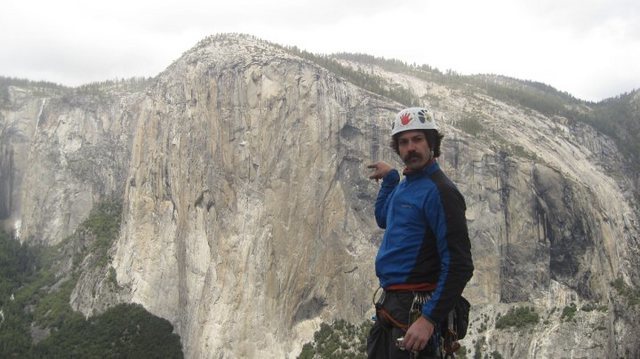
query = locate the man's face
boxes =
[397,130,431,171]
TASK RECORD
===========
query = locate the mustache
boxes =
[403,152,422,161]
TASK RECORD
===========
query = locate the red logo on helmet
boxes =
[400,113,411,125]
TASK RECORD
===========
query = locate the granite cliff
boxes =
[1,34,638,358]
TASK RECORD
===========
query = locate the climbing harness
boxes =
[371,286,468,358]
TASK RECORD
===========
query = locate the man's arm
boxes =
[367,161,399,228]
[421,183,474,324]
[404,184,473,352]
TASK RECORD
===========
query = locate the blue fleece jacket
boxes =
[374,162,474,324]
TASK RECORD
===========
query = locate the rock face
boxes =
[107,35,389,358]
[0,84,138,244]
[1,34,639,358]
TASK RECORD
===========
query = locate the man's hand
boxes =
[402,316,434,352]
[367,161,393,182]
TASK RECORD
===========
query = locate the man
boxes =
[366,107,474,358]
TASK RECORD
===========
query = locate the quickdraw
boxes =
[443,310,461,358]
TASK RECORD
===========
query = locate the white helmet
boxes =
[391,107,438,136]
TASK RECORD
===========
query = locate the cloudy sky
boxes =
[2,0,639,102]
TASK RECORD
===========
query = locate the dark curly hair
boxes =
[390,129,444,158]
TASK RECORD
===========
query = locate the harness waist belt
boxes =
[384,282,437,292]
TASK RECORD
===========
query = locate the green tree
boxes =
[33,303,183,358]
[0,200,183,358]
[495,306,539,329]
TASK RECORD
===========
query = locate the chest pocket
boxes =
[391,198,426,231]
